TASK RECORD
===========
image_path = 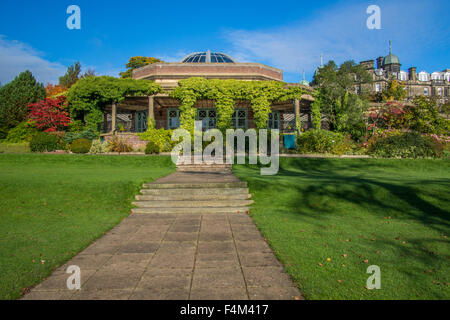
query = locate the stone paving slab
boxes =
[22,171,303,300]
[22,213,303,300]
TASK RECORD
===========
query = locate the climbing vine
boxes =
[67,76,162,131]
[170,78,308,133]
[310,91,322,129]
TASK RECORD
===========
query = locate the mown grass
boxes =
[234,158,450,299]
[0,154,175,300]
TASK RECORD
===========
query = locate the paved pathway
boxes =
[22,171,302,300]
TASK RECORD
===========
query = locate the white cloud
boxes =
[224,0,447,80]
[156,50,189,63]
[0,35,65,85]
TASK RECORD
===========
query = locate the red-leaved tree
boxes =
[28,96,71,132]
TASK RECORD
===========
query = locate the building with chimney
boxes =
[358,42,449,104]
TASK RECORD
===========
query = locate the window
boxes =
[375,83,381,92]
[167,108,180,129]
[437,88,443,96]
[356,86,361,94]
[197,109,216,130]
[424,88,429,96]
[135,111,148,133]
[267,112,280,129]
[232,109,248,129]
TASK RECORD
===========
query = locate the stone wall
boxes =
[103,133,147,151]
[133,63,283,82]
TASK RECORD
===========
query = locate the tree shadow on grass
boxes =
[236,158,450,234]
[235,159,450,298]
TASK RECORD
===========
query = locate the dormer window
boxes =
[418,72,429,81]
[444,73,450,82]
[399,71,408,81]
[431,72,442,80]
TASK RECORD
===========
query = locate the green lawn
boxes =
[0,154,175,300]
[234,158,450,300]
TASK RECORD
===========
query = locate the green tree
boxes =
[311,60,372,140]
[442,101,450,119]
[405,97,450,135]
[120,56,163,79]
[59,62,81,89]
[383,78,407,101]
[81,69,96,78]
[0,71,46,138]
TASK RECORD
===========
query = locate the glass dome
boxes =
[181,50,236,63]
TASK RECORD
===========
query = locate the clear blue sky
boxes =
[0,0,449,84]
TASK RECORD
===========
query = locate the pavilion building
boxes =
[101,51,313,148]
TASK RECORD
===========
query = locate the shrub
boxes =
[145,141,162,154]
[296,129,352,155]
[64,128,98,144]
[4,122,38,143]
[30,132,59,152]
[108,136,133,153]
[70,138,92,154]
[367,130,444,158]
[28,96,71,132]
[89,139,109,154]
[138,128,174,152]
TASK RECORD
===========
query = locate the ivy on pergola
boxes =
[170,78,308,132]
[66,76,162,129]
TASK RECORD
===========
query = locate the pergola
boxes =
[102,93,314,135]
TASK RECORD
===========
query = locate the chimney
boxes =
[359,60,374,70]
[376,57,384,70]
[408,67,417,81]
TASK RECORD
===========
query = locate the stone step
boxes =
[142,182,247,189]
[140,188,249,196]
[132,200,254,208]
[135,193,251,201]
[177,167,232,172]
[177,162,231,167]
[131,207,250,215]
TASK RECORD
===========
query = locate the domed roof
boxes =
[299,70,309,86]
[383,53,400,66]
[181,50,236,63]
[300,80,309,86]
[382,41,400,66]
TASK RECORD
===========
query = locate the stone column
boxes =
[294,99,301,133]
[111,103,117,134]
[148,95,155,128]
